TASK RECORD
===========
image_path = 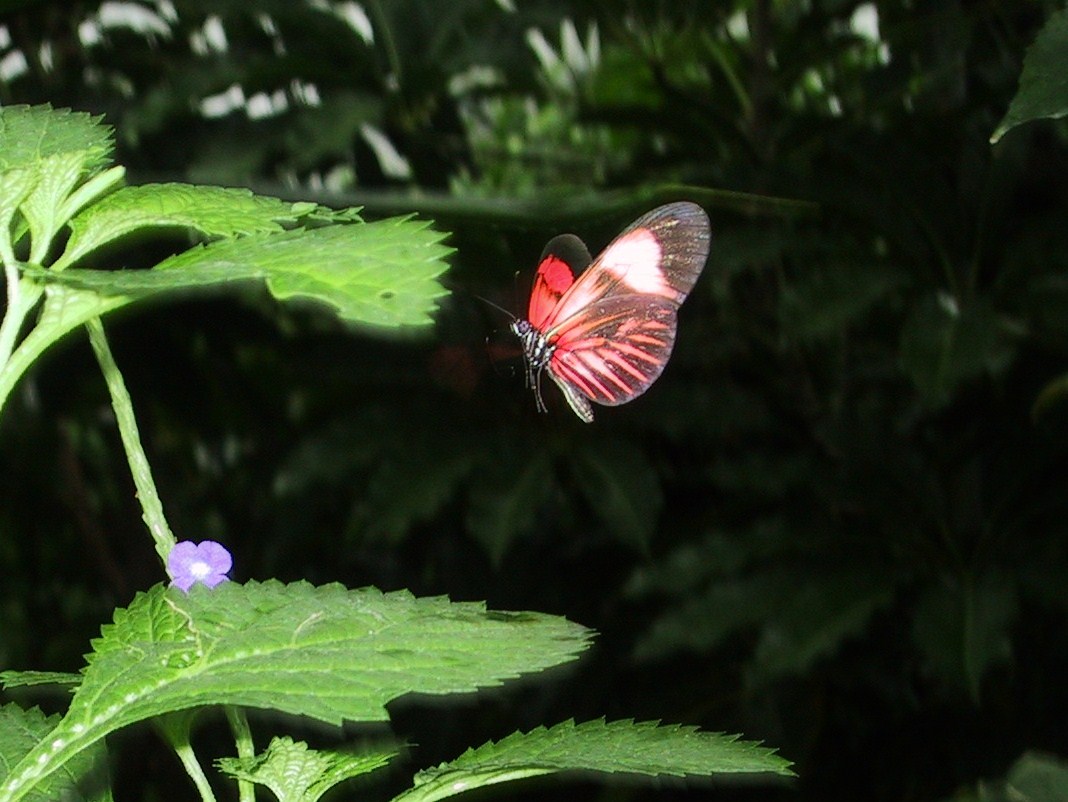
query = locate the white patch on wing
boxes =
[601,229,668,296]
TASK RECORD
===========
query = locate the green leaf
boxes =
[358,442,475,542]
[58,183,319,269]
[395,718,792,802]
[0,106,112,175]
[1003,753,1068,802]
[748,569,895,686]
[27,216,453,328]
[1031,370,1068,420]
[3,582,591,800]
[632,570,791,662]
[899,295,1015,406]
[572,441,662,551]
[778,261,903,343]
[0,105,118,262]
[956,752,1068,802]
[912,571,1018,702]
[0,671,81,689]
[0,168,36,263]
[991,8,1068,143]
[0,704,111,802]
[217,736,398,802]
[250,218,452,325]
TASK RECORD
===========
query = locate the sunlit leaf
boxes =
[5,582,592,799]
[395,718,792,802]
[27,216,453,328]
[218,737,398,802]
[59,183,317,269]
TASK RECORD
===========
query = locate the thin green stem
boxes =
[173,740,218,802]
[368,0,403,91]
[156,712,217,802]
[86,317,176,566]
[0,277,42,371]
[225,707,257,802]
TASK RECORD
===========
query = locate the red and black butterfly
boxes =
[511,202,711,422]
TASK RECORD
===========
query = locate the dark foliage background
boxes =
[2,1,1067,800]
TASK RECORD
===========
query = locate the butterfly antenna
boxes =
[472,292,516,321]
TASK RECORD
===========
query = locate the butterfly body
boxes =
[514,202,711,422]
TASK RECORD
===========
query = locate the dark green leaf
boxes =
[991,8,1068,142]
[912,571,1018,702]
[573,440,662,551]
[899,296,1015,406]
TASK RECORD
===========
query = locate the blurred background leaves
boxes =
[2,1,1068,801]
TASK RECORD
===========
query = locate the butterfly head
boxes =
[510,318,556,414]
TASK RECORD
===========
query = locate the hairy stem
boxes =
[86,317,176,566]
[225,708,257,802]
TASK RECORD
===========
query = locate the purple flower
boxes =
[167,540,232,592]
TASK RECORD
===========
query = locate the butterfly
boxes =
[510,201,711,422]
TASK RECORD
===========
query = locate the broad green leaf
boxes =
[360,445,475,542]
[1003,753,1068,802]
[0,671,81,689]
[0,105,118,262]
[248,219,452,325]
[0,106,112,174]
[26,216,453,328]
[954,752,1068,802]
[3,582,591,802]
[217,737,398,802]
[573,441,662,551]
[395,718,792,802]
[899,295,1015,406]
[0,704,111,802]
[58,183,319,269]
[632,571,791,662]
[991,8,1068,143]
[912,571,1018,702]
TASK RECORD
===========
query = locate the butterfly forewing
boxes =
[539,202,710,334]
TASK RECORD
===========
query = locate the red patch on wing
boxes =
[528,255,576,330]
[539,256,575,293]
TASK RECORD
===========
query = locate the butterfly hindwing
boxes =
[547,294,678,409]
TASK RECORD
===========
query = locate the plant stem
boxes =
[156,712,217,802]
[0,277,42,372]
[225,708,257,802]
[86,317,176,566]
